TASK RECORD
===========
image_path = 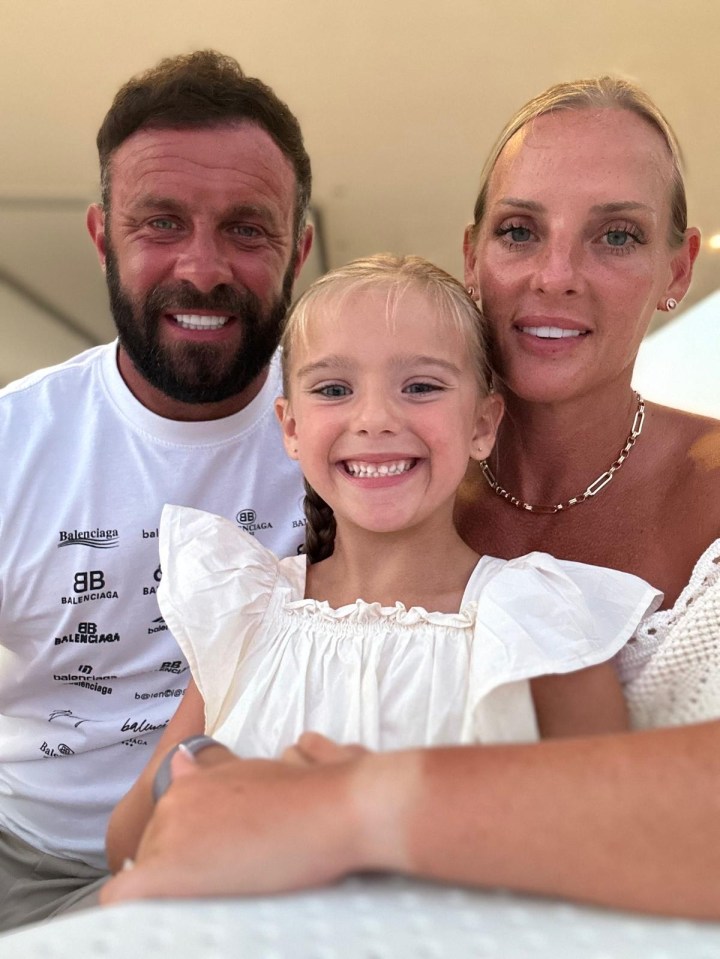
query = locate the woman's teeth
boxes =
[520,326,584,339]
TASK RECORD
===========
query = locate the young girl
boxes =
[106,255,660,871]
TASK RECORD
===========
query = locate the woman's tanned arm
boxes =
[102,722,720,918]
[362,722,720,918]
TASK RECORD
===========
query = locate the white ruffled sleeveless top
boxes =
[158,506,661,755]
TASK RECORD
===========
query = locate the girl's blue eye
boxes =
[315,384,350,397]
[404,383,441,395]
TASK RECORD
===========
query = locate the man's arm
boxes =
[102,722,720,919]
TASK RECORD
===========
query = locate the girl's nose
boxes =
[352,395,400,435]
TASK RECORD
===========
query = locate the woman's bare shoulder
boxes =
[650,403,720,467]
[650,403,720,535]
[651,401,720,432]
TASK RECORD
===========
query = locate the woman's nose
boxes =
[529,236,584,296]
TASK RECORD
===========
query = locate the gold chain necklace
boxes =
[480,392,646,515]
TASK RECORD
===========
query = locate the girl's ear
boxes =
[274,397,299,460]
[470,392,504,461]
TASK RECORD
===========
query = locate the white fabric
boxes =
[159,506,662,755]
[618,538,720,728]
[0,344,305,868]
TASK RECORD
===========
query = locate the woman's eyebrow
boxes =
[589,201,654,214]
[497,198,544,212]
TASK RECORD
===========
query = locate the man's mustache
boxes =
[144,282,259,317]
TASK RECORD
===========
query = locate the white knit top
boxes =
[619,538,720,728]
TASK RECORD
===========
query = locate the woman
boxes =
[455,76,720,729]
[102,78,720,917]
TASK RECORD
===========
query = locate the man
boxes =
[0,50,312,930]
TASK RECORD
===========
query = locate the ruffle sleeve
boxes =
[464,551,663,713]
[158,504,301,733]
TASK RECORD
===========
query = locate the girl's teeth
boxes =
[345,460,414,477]
[174,315,229,330]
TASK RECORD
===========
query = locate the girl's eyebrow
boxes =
[390,355,463,374]
[295,355,463,377]
[295,356,354,378]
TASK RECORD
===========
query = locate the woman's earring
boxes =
[467,286,475,299]
[665,297,678,311]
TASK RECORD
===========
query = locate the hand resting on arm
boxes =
[101,723,720,919]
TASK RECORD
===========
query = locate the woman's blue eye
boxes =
[606,230,630,247]
[498,224,533,244]
[508,226,532,242]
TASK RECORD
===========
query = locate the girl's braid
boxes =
[302,479,336,563]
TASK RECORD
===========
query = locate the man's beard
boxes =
[105,246,295,405]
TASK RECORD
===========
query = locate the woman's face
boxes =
[465,107,699,404]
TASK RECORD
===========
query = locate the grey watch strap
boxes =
[151,734,219,802]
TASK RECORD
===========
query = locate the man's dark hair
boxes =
[96,50,311,238]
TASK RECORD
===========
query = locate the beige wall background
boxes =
[1,0,718,386]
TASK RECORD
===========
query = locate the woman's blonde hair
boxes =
[280,253,493,562]
[468,76,687,249]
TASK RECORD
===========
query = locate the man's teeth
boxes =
[521,326,583,339]
[174,315,230,330]
[345,459,414,478]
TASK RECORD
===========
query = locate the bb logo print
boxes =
[236,508,273,535]
[74,571,105,594]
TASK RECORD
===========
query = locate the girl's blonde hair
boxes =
[468,76,687,249]
[280,253,493,563]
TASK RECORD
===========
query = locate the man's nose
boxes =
[171,230,234,293]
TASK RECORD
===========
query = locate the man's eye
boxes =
[150,218,179,231]
[230,225,262,238]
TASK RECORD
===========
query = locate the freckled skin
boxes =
[689,429,720,472]
[460,108,720,608]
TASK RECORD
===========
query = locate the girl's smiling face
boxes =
[276,283,501,536]
[464,107,699,404]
